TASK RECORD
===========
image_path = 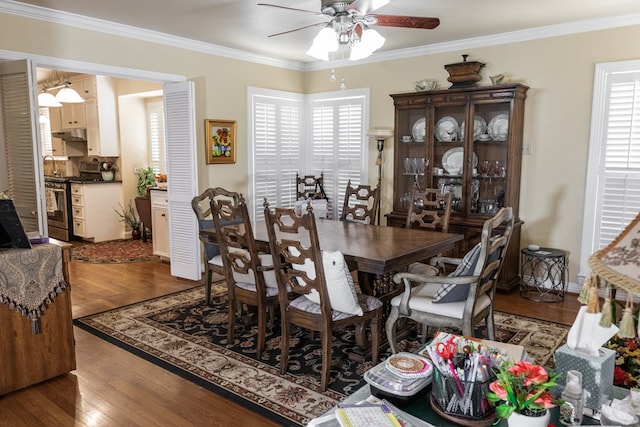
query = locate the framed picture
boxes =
[205,119,236,164]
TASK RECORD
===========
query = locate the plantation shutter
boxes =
[581,62,640,278]
[308,90,368,219]
[0,59,44,233]
[248,88,302,222]
[163,80,199,280]
[147,100,166,175]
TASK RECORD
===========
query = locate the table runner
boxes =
[0,243,67,334]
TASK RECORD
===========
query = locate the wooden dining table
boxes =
[200,219,464,359]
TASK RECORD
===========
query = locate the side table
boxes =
[520,247,568,303]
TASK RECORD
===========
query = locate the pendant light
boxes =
[55,84,85,103]
[37,92,62,107]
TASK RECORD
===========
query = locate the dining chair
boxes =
[386,207,514,354]
[339,180,380,225]
[211,194,284,358]
[191,187,241,305]
[264,199,383,391]
[296,172,326,200]
[405,187,453,276]
[134,196,152,243]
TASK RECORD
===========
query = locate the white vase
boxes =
[101,170,114,181]
[507,410,550,427]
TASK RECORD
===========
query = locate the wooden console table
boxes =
[0,239,76,395]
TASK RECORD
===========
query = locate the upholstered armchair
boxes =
[386,207,514,353]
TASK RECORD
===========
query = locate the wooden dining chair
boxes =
[386,207,514,353]
[191,187,241,305]
[339,180,380,225]
[134,196,152,243]
[296,172,326,200]
[405,187,453,276]
[264,200,383,391]
[211,194,286,358]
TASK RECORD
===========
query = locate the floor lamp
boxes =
[367,128,394,225]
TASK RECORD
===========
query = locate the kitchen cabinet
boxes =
[60,102,87,130]
[43,107,83,157]
[151,189,169,258]
[81,76,119,157]
[71,182,123,242]
[386,83,528,291]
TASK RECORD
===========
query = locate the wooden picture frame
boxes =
[205,119,236,164]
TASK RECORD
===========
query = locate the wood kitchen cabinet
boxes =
[71,182,123,242]
[43,107,83,157]
[60,102,87,129]
[386,83,528,291]
[151,189,170,258]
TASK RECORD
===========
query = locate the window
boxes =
[39,107,53,155]
[248,87,369,222]
[580,60,640,280]
[146,99,166,175]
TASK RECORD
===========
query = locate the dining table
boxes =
[200,218,464,360]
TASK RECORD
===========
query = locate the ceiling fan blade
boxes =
[257,3,325,16]
[267,22,328,38]
[372,15,440,29]
[347,0,391,15]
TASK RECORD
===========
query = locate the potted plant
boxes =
[486,360,561,426]
[101,162,117,181]
[137,167,156,197]
[115,200,142,239]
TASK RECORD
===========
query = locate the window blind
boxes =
[146,100,166,174]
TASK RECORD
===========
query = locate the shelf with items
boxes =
[387,83,528,291]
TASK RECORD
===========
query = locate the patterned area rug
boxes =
[73,284,569,426]
[71,239,159,263]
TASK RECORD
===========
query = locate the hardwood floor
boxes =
[0,258,581,426]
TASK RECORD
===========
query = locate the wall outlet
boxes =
[522,142,532,155]
[133,167,140,174]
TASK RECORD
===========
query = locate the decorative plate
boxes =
[412,118,426,142]
[487,113,509,141]
[385,352,433,378]
[442,147,478,175]
[460,115,487,141]
[435,116,459,142]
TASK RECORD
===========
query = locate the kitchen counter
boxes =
[44,176,122,184]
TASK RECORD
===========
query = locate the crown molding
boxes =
[1,0,640,73]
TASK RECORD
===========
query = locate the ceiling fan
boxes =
[258,0,440,60]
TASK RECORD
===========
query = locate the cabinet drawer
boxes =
[73,219,85,237]
[150,191,168,208]
[72,206,85,219]
[71,185,83,196]
[71,195,84,206]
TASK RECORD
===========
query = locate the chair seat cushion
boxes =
[407,262,439,276]
[235,281,281,297]
[390,283,491,317]
[293,249,364,316]
[290,293,382,320]
[210,251,278,288]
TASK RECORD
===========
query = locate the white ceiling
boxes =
[8,0,640,65]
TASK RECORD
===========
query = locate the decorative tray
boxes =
[385,353,433,378]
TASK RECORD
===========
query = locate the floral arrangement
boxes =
[486,360,561,419]
[604,335,640,389]
[101,162,116,171]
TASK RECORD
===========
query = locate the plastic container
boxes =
[364,361,432,403]
[560,370,584,425]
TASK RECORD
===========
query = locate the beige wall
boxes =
[2,11,640,282]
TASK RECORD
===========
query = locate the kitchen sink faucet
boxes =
[43,155,60,177]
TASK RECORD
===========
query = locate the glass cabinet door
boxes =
[394,105,427,211]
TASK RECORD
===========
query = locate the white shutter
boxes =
[248,88,302,222]
[308,90,368,219]
[0,59,44,233]
[164,80,199,280]
[147,100,166,174]
[581,61,640,278]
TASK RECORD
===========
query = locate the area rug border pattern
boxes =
[73,285,344,426]
[73,285,569,426]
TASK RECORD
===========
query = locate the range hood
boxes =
[51,128,87,142]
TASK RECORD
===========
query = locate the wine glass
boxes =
[478,160,490,177]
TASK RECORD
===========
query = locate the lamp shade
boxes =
[55,87,85,103]
[306,26,339,61]
[350,28,385,61]
[38,92,62,107]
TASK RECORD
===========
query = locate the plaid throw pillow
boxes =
[432,242,482,303]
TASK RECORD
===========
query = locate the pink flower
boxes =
[531,391,555,408]
[509,361,548,385]
[489,381,508,400]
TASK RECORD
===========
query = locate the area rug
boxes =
[73,285,569,426]
[71,239,159,263]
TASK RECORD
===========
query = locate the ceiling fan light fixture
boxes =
[349,27,385,61]
[55,85,85,103]
[38,92,62,107]
[306,26,340,61]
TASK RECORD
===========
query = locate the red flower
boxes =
[489,381,508,400]
[508,361,549,385]
[530,391,555,409]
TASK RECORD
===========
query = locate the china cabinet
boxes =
[386,83,528,291]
